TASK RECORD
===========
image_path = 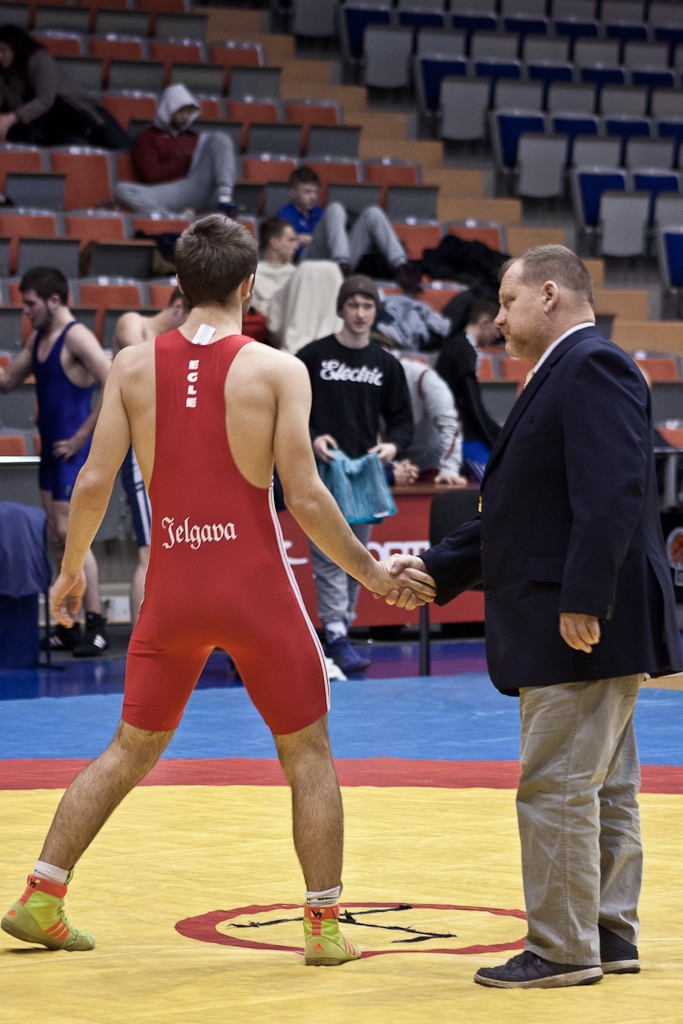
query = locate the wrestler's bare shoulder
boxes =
[112,336,155,384]
[230,339,307,385]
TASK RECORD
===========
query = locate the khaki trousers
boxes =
[518,674,643,966]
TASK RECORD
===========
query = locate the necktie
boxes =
[523,368,535,389]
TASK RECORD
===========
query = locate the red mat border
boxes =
[1,758,682,793]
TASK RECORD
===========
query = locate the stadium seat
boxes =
[305,160,361,201]
[88,37,145,63]
[526,62,573,104]
[451,11,498,49]
[49,149,113,210]
[154,13,208,43]
[601,85,649,117]
[471,33,521,60]
[363,27,414,90]
[391,221,442,261]
[0,210,58,274]
[633,357,678,381]
[242,157,299,183]
[306,125,360,159]
[247,123,302,157]
[229,67,281,100]
[494,80,544,112]
[572,135,622,167]
[137,0,188,13]
[448,221,506,252]
[65,212,128,248]
[94,10,150,38]
[574,38,621,69]
[652,88,683,120]
[209,43,263,93]
[0,146,44,192]
[657,226,683,293]
[474,61,523,100]
[398,9,446,38]
[341,5,392,63]
[440,78,489,142]
[491,110,547,170]
[658,426,683,447]
[149,41,204,73]
[4,171,64,210]
[17,237,80,278]
[108,60,165,93]
[325,183,381,215]
[385,185,438,220]
[133,216,190,237]
[284,101,341,152]
[364,161,420,206]
[227,101,280,152]
[599,191,650,256]
[416,57,468,116]
[102,93,158,131]
[149,283,176,306]
[633,170,681,222]
[572,167,628,229]
[500,358,535,382]
[418,288,462,312]
[552,116,600,162]
[116,152,137,184]
[624,41,669,71]
[88,241,155,279]
[476,356,494,382]
[33,33,84,58]
[580,66,626,89]
[0,436,27,457]
[554,19,599,56]
[34,5,90,34]
[416,29,466,61]
[55,56,103,91]
[517,133,568,199]
[653,192,683,232]
[625,137,675,169]
[547,82,596,113]
[80,281,146,338]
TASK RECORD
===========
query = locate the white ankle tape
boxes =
[306,885,341,907]
[34,861,69,885]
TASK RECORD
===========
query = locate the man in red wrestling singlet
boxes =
[2,215,436,967]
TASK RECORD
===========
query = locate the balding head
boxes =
[495,245,595,363]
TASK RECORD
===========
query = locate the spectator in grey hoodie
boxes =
[115,84,238,216]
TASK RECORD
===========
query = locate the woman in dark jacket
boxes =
[0,25,130,149]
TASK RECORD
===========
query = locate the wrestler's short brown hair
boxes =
[500,244,595,307]
[175,214,258,309]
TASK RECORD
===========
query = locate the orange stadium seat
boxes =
[116,152,137,183]
[0,211,57,275]
[102,94,157,131]
[242,158,298,184]
[33,434,41,456]
[150,41,203,72]
[133,217,189,237]
[418,289,458,312]
[137,0,187,11]
[148,284,174,306]
[88,37,145,62]
[199,98,221,120]
[0,148,43,192]
[237,215,257,239]
[659,427,683,447]
[476,356,494,382]
[364,161,419,207]
[305,160,360,203]
[634,357,678,382]
[33,34,83,57]
[501,358,535,382]
[0,356,10,369]
[227,101,279,151]
[65,213,127,248]
[391,222,441,261]
[49,150,113,210]
[448,222,505,253]
[80,283,144,338]
[0,436,27,457]
[285,102,340,151]
[209,44,262,92]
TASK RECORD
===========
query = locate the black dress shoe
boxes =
[599,925,640,974]
[474,950,603,989]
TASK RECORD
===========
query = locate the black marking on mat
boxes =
[226,904,457,943]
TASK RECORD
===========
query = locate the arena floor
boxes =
[1,646,681,1024]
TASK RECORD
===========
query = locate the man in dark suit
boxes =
[436,298,502,481]
[389,245,681,989]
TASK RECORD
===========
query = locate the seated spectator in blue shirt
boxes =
[278,166,421,293]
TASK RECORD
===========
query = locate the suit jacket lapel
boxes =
[482,327,596,485]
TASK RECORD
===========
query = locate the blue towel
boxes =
[320,450,397,525]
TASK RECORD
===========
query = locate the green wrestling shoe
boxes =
[303,904,361,966]
[1,873,95,952]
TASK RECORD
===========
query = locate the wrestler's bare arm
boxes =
[0,335,34,393]
[111,312,143,357]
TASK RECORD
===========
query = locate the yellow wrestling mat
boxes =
[1,787,681,1024]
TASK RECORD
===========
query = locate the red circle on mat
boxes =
[175,902,527,956]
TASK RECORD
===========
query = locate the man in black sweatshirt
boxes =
[298,275,413,674]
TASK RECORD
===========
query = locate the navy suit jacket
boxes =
[421,326,682,695]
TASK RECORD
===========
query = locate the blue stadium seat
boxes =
[417,57,468,113]
[633,169,681,222]
[605,115,652,164]
[342,6,391,61]
[399,10,445,42]
[503,16,548,41]
[552,115,600,162]
[572,167,628,228]
[657,119,683,165]
[604,22,648,53]
[451,12,498,42]
[580,66,626,88]
[658,228,683,290]
[631,70,676,92]
[653,26,683,62]
[474,61,522,101]
[527,62,573,105]
[555,19,599,56]
[492,110,547,169]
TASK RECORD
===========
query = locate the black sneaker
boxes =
[474,950,603,989]
[324,636,371,674]
[72,613,109,658]
[40,622,82,651]
[599,925,640,974]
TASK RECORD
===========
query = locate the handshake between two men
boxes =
[372,554,436,611]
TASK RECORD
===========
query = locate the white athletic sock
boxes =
[34,861,69,885]
[306,885,341,907]
[325,621,347,643]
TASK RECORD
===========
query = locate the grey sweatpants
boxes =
[518,673,643,966]
[308,522,373,629]
[115,132,236,214]
[303,203,406,269]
